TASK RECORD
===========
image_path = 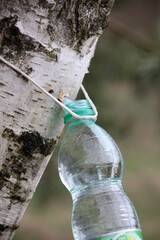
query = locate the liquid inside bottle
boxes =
[58,99,143,240]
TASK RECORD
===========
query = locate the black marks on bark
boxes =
[0,1,114,53]
[1,128,57,208]
[14,110,25,116]
[70,0,79,39]
[0,95,6,99]
[38,46,59,60]
[17,107,28,113]
[0,82,6,86]
[0,15,18,47]
[0,168,11,187]
[20,131,56,157]
[0,15,57,60]
[39,0,56,9]
[0,16,37,56]
[2,127,57,158]
[37,97,43,101]
[0,223,18,231]
[48,89,54,94]
[2,112,14,118]
[0,155,30,208]
[26,67,33,75]
[0,155,28,203]
[6,178,28,204]
[2,128,19,142]
[0,223,19,236]
[2,91,14,96]
[32,99,38,103]
[41,105,47,109]
[47,0,115,50]
[34,89,42,94]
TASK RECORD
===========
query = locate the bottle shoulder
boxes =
[65,120,107,137]
[58,121,124,192]
[60,120,123,163]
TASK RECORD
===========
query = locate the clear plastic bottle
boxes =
[58,99,143,240]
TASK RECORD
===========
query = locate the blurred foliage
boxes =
[84,30,160,92]
[15,1,160,240]
[134,56,160,94]
[114,0,132,8]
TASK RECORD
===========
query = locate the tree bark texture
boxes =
[0,0,114,239]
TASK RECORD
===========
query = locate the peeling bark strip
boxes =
[0,0,114,54]
[0,0,114,239]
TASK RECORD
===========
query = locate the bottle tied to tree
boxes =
[58,99,143,240]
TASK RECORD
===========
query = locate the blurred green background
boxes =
[14,0,160,239]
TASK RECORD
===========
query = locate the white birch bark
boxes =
[0,0,114,239]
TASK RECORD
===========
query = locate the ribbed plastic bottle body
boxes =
[58,119,141,240]
[72,181,140,240]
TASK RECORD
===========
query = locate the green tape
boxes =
[96,229,143,240]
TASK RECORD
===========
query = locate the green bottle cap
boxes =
[64,99,94,124]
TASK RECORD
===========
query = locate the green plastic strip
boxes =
[96,229,143,240]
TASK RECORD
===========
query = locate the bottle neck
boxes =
[67,118,95,128]
[64,99,95,124]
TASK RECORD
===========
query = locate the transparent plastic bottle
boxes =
[58,99,143,240]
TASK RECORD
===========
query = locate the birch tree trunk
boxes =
[0,1,114,239]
